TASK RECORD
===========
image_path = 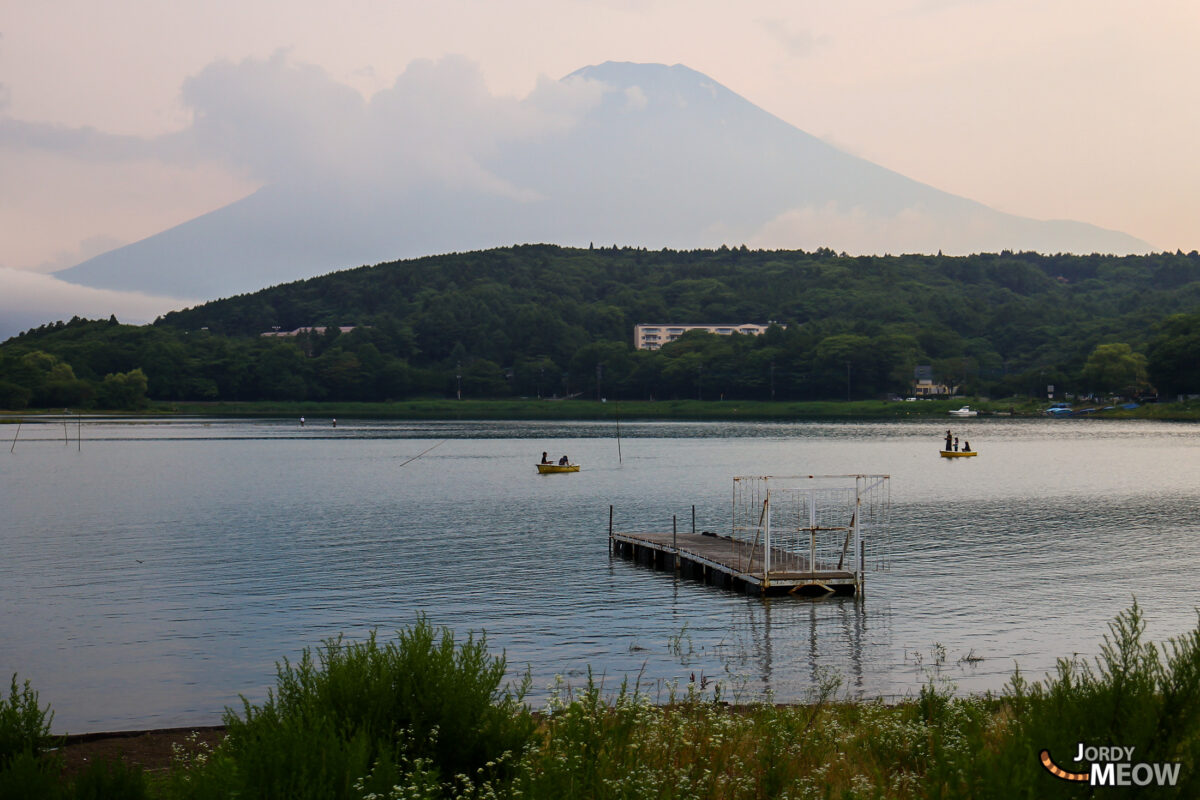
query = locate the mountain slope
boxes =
[57,62,1150,300]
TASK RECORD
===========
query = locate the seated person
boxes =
[559,455,569,465]
[541,451,551,464]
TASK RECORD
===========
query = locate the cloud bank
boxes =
[0,268,194,342]
[2,52,605,194]
[0,53,608,328]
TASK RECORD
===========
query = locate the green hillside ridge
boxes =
[4,244,1200,411]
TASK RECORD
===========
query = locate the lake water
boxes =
[3,416,1200,733]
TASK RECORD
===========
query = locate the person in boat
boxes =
[953,436,959,452]
[558,454,569,465]
[944,430,952,451]
[963,441,971,452]
[541,451,551,464]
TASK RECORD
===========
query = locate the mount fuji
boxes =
[57,61,1150,301]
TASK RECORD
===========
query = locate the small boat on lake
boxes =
[949,405,978,417]
[939,450,978,458]
[537,463,580,473]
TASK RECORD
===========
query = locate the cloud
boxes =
[0,52,623,309]
[179,49,367,183]
[749,202,979,255]
[623,86,648,111]
[0,52,607,200]
[0,268,194,341]
[0,118,174,162]
[758,19,830,59]
[357,56,606,195]
[30,236,127,274]
[747,201,1151,256]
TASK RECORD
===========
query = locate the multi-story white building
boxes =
[633,323,776,351]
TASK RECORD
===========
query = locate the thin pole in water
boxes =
[9,422,20,454]
[615,399,622,465]
[77,413,82,452]
[397,440,444,468]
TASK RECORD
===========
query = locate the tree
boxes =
[460,359,510,397]
[314,349,364,401]
[512,355,562,398]
[1149,313,1200,396]
[568,341,636,400]
[1079,343,1148,397]
[252,342,310,400]
[813,334,872,399]
[0,380,32,409]
[95,368,149,410]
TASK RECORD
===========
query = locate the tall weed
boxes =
[926,600,1200,798]
[0,674,54,768]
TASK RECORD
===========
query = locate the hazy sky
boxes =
[1,0,1197,329]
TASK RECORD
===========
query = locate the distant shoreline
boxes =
[5,397,1200,421]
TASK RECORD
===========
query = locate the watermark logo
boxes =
[1040,743,1181,787]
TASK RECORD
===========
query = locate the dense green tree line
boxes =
[4,245,1200,408]
[0,334,150,410]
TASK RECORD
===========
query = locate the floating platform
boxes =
[608,474,891,599]
[609,530,859,597]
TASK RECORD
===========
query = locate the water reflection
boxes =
[3,416,1200,731]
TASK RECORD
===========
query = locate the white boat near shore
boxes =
[949,405,978,417]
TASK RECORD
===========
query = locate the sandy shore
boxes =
[54,726,226,777]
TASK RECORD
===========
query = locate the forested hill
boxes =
[160,244,1200,352]
[6,245,1200,408]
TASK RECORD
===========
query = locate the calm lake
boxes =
[3,416,1199,733]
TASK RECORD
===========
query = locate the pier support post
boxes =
[763,496,771,589]
[672,515,679,571]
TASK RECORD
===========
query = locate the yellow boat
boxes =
[939,450,978,458]
[537,463,580,473]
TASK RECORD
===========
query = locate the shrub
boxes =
[187,617,534,799]
[0,750,61,800]
[68,757,149,800]
[0,674,54,769]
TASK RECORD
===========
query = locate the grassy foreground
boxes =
[3,603,1200,799]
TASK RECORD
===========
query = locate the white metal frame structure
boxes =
[731,475,890,592]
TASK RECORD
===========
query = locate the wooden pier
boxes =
[607,475,890,598]
[608,529,859,597]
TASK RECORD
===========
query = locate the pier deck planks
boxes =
[610,530,858,596]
